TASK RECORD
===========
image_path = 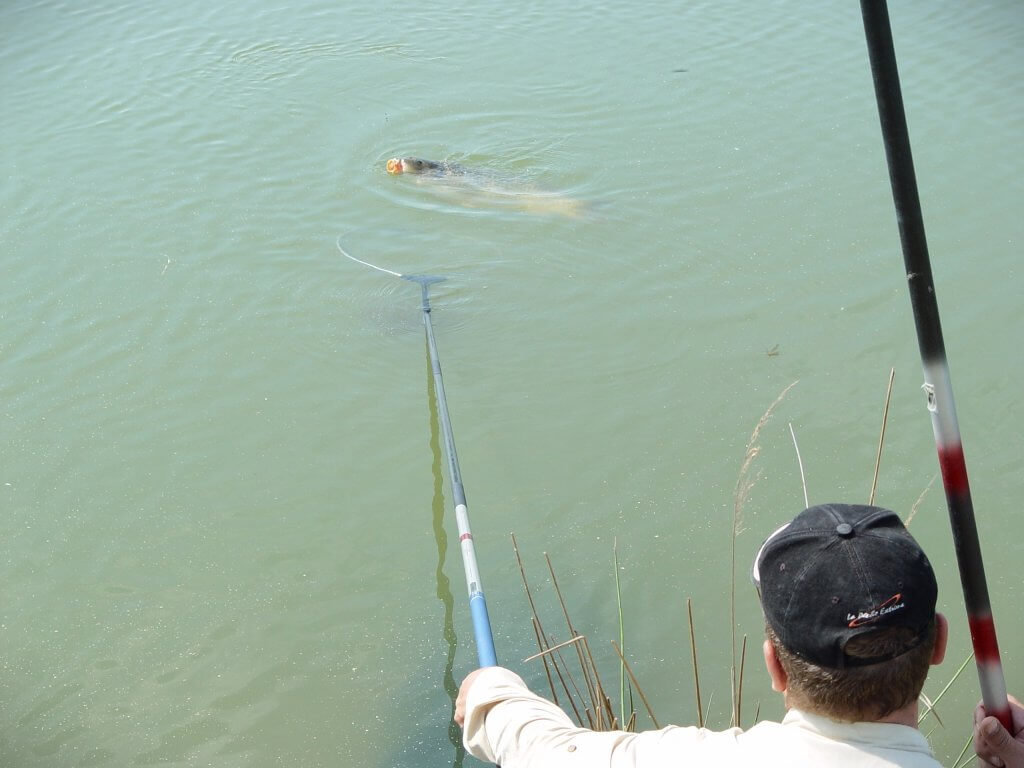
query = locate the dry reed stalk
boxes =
[586,652,610,729]
[869,367,896,505]
[686,598,704,728]
[512,534,565,707]
[536,617,588,725]
[512,534,589,723]
[604,698,619,731]
[523,634,587,662]
[736,634,747,728]
[905,473,937,527]
[731,380,799,727]
[528,616,560,706]
[613,538,626,724]
[581,635,615,730]
[546,553,600,717]
[918,652,974,726]
[540,548,602,724]
[512,537,552,659]
[611,641,660,729]
[537,631,591,730]
[919,692,944,729]
[951,733,976,768]
[788,422,809,508]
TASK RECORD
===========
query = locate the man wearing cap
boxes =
[454,503,1022,767]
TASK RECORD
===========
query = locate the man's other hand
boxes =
[974,695,1024,768]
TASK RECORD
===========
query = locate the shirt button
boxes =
[567,745,577,753]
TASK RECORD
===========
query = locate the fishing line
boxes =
[337,237,403,278]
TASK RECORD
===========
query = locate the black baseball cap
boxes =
[752,503,938,669]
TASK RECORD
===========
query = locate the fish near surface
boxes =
[384,156,587,218]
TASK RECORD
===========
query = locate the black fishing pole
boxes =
[339,237,499,669]
[858,1,1011,729]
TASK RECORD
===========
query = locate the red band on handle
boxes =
[936,443,969,496]
[967,614,1001,663]
[968,614,1013,731]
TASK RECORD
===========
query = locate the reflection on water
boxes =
[428,347,467,768]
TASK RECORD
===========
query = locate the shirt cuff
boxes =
[462,666,575,763]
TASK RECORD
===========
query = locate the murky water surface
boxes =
[2,2,1022,765]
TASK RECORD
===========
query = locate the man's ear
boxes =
[763,637,788,693]
[931,612,948,666]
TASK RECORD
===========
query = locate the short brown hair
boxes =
[766,619,936,721]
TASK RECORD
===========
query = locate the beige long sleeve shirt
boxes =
[463,667,942,768]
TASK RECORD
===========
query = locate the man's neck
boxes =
[872,702,919,728]
[786,695,920,728]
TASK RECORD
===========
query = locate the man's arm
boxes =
[455,667,581,765]
[455,667,724,768]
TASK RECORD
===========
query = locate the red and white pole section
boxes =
[860,0,1011,729]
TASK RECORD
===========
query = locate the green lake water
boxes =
[2,1,1022,765]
